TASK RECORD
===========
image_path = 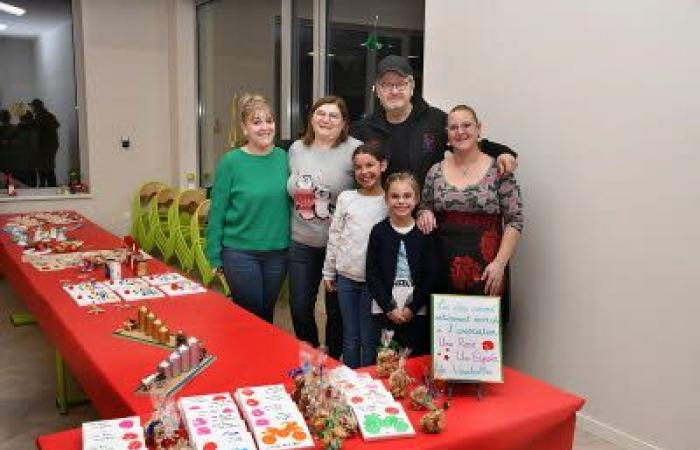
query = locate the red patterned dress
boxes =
[420,158,523,322]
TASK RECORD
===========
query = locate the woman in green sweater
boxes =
[206,94,290,323]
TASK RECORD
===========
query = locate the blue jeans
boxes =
[221,247,288,323]
[288,241,342,359]
[336,275,378,368]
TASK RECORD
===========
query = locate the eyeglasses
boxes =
[447,122,476,132]
[377,81,411,92]
[314,110,342,121]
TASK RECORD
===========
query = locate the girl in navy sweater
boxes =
[366,172,439,356]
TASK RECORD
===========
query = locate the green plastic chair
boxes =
[190,200,230,296]
[171,188,207,272]
[134,182,168,252]
[151,187,178,261]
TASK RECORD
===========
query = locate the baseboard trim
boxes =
[576,413,665,450]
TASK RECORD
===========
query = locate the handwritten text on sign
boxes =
[432,295,502,382]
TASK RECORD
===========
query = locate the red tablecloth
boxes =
[35,356,584,450]
[0,212,584,450]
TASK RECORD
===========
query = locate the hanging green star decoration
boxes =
[362,15,383,51]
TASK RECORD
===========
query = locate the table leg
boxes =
[54,351,89,414]
[10,312,36,326]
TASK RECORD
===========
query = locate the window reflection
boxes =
[0,0,79,190]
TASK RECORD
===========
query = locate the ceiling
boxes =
[0,0,72,38]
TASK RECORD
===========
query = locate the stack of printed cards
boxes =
[234,384,314,450]
[64,281,121,307]
[157,279,208,296]
[82,416,145,450]
[142,272,191,286]
[328,366,415,441]
[64,273,207,307]
[103,278,149,290]
[112,284,166,301]
[178,393,256,450]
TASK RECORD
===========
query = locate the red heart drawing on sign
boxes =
[482,340,494,351]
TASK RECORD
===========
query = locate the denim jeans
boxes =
[336,275,378,368]
[221,247,288,324]
[288,241,342,359]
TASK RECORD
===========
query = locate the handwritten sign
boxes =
[431,294,503,383]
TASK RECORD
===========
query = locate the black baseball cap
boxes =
[376,55,413,78]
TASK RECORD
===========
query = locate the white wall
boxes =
[424,1,700,450]
[0,37,37,110]
[36,20,77,185]
[0,0,186,234]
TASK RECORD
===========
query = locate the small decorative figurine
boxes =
[376,329,399,377]
[388,349,414,399]
[420,402,448,433]
[409,385,435,410]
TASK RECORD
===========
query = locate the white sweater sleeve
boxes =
[322,190,349,280]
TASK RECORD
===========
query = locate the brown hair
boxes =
[231,93,274,148]
[384,172,420,201]
[449,104,480,125]
[352,143,386,163]
[301,96,349,147]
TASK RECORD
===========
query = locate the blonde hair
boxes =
[229,93,274,148]
[449,104,480,125]
[384,172,421,202]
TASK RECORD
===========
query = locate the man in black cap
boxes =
[29,99,60,187]
[350,55,517,185]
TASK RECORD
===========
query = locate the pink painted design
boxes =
[118,420,134,429]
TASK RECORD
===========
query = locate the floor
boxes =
[0,278,624,450]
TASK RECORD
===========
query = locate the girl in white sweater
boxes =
[322,145,387,367]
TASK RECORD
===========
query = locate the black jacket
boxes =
[350,96,517,186]
[366,219,439,315]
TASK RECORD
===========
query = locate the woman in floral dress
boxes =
[416,105,523,323]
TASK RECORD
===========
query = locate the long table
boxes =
[0,212,584,450]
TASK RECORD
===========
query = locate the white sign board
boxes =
[431,294,503,383]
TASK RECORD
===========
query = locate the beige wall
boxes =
[0,0,184,233]
[424,1,700,450]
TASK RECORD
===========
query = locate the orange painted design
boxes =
[261,421,308,444]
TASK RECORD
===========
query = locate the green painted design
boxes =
[363,413,409,434]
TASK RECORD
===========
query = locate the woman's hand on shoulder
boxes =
[496,154,518,176]
[416,209,437,234]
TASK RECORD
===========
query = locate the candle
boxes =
[178,345,191,372]
[168,352,181,377]
[152,319,163,339]
[137,306,148,332]
[187,337,201,367]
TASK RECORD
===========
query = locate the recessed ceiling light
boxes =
[0,24,7,31]
[0,2,26,16]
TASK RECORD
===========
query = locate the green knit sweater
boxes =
[206,147,290,267]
